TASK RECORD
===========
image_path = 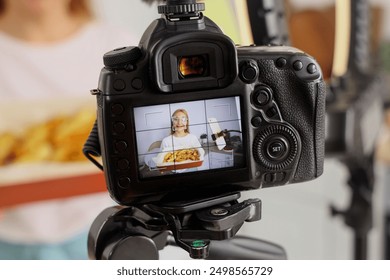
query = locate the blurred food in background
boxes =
[0,107,95,166]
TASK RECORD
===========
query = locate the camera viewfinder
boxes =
[178,55,208,78]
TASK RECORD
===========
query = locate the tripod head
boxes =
[87,191,286,260]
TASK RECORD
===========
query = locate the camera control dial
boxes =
[253,124,298,171]
[103,46,142,69]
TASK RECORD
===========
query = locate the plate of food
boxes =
[153,148,204,171]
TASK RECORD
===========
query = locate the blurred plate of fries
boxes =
[153,149,204,171]
[0,97,102,188]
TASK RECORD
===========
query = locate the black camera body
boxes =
[92,2,326,205]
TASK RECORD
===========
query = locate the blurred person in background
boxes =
[0,0,136,259]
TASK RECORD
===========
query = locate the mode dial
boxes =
[103,46,142,70]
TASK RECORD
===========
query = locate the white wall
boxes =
[91,0,159,42]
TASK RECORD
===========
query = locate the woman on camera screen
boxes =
[160,109,205,168]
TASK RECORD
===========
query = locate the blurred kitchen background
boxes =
[1,0,390,260]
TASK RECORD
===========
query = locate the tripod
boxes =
[331,155,375,260]
[88,191,287,260]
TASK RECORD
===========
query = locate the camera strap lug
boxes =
[90,88,101,95]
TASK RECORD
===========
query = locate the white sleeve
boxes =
[161,136,173,152]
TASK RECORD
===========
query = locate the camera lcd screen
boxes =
[134,97,245,179]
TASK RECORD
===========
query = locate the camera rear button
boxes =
[118,176,131,188]
[251,116,262,127]
[117,159,130,170]
[266,140,286,159]
[113,79,126,91]
[293,60,303,71]
[264,173,274,183]
[252,86,272,107]
[115,141,128,152]
[111,104,124,115]
[264,172,285,183]
[131,78,143,90]
[275,57,287,68]
[240,60,259,83]
[275,172,286,182]
[307,63,317,74]
[113,122,126,133]
[256,90,270,105]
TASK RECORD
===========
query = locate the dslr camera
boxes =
[86,0,326,206]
